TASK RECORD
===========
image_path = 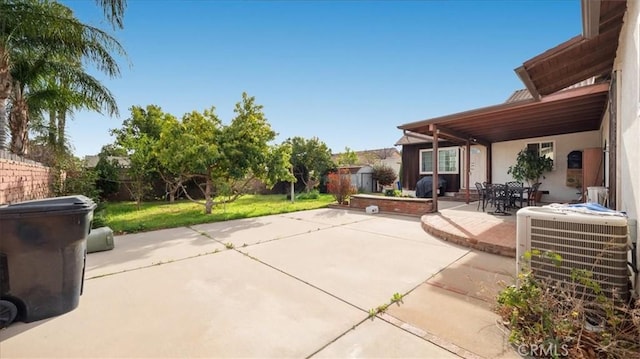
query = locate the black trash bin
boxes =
[0,195,96,327]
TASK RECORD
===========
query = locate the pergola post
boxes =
[486,145,492,184]
[430,124,439,212]
[465,140,470,204]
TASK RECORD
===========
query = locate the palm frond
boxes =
[96,0,126,29]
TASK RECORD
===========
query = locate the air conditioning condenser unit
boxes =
[516,207,631,303]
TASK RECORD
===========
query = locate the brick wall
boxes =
[350,194,434,216]
[0,150,53,205]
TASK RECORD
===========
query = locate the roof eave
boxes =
[398,83,609,142]
[515,66,541,101]
[397,97,537,130]
[582,0,602,39]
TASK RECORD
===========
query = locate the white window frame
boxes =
[419,147,459,174]
[526,140,556,170]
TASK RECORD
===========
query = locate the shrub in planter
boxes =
[326,169,356,205]
[373,164,397,188]
[384,189,402,197]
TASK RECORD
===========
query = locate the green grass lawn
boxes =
[101,194,336,234]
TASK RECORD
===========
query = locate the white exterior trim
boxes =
[419,147,460,175]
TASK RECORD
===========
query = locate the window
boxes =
[419,147,459,174]
[526,141,555,169]
[526,141,554,160]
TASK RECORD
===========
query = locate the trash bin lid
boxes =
[0,195,96,216]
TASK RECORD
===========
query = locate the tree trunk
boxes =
[132,180,143,210]
[301,173,310,192]
[0,48,11,151]
[48,110,57,148]
[204,175,213,214]
[168,181,182,203]
[290,181,295,203]
[9,96,29,156]
[0,98,8,151]
[57,109,66,153]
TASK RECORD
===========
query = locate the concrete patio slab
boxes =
[245,225,470,310]
[387,250,519,359]
[280,208,375,226]
[191,214,333,248]
[428,251,516,303]
[344,214,463,247]
[387,283,518,358]
[313,318,459,358]
[1,208,517,358]
[1,250,366,358]
[85,226,225,278]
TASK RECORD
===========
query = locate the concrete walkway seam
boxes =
[304,316,373,358]
[85,247,227,280]
[378,313,482,359]
[280,212,376,227]
[234,248,369,313]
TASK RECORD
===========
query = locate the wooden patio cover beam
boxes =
[517,0,625,97]
[398,83,609,144]
[436,125,491,148]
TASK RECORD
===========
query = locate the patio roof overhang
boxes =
[397,82,609,145]
[515,0,626,100]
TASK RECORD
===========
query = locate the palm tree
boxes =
[0,0,125,153]
[96,0,126,29]
[9,50,118,155]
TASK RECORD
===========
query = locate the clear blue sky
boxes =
[63,0,582,157]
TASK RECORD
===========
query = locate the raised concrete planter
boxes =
[350,194,434,216]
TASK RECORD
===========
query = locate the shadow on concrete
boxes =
[0,316,54,342]
[85,218,266,275]
[425,250,516,305]
[190,217,272,241]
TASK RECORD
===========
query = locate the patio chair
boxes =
[526,182,541,206]
[475,182,487,211]
[491,184,510,215]
[506,181,524,209]
[483,182,494,207]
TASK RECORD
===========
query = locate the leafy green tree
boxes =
[123,136,154,207]
[51,155,100,202]
[262,142,295,189]
[162,107,222,213]
[336,146,358,166]
[156,114,193,202]
[157,93,294,214]
[287,136,334,192]
[220,93,294,188]
[98,143,127,157]
[111,105,166,208]
[94,146,122,200]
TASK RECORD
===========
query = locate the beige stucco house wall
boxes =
[610,0,639,293]
[492,131,601,203]
[613,0,639,220]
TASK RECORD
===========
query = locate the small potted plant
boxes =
[507,148,554,201]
